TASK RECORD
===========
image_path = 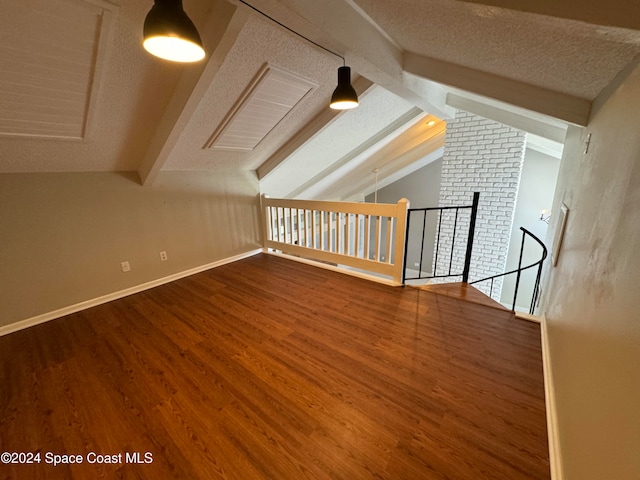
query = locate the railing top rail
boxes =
[470,227,547,285]
[519,226,548,259]
[262,195,407,217]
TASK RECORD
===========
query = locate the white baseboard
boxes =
[515,311,543,323]
[541,315,564,480]
[0,249,262,338]
[264,250,401,287]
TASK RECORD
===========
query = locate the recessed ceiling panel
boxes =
[0,0,115,140]
[205,64,317,151]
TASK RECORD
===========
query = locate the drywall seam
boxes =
[541,315,565,480]
[0,249,262,338]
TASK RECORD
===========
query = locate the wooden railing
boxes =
[262,195,410,284]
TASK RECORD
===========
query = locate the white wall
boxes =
[0,171,262,328]
[367,159,443,208]
[438,111,526,295]
[541,62,640,479]
[501,148,560,310]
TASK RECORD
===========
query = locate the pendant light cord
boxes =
[237,0,345,66]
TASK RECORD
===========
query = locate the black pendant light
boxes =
[143,0,205,62]
[236,0,359,110]
[330,66,358,110]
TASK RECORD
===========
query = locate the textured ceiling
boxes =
[1,0,639,201]
[353,0,640,99]
[0,0,193,172]
[163,13,340,172]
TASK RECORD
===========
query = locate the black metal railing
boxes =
[470,227,547,314]
[402,192,480,284]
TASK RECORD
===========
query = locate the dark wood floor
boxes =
[0,254,550,479]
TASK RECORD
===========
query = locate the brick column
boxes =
[435,110,525,299]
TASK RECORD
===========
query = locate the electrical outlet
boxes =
[414,262,420,267]
[121,261,131,272]
[160,251,168,261]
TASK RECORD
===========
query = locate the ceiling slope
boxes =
[0,0,117,140]
[2,0,640,204]
[258,85,422,198]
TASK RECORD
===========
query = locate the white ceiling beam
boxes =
[138,1,250,185]
[256,75,374,181]
[337,131,445,201]
[526,134,564,159]
[404,51,592,126]
[287,107,425,199]
[446,93,568,143]
[301,118,445,200]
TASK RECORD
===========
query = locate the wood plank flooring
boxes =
[418,282,510,311]
[0,253,550,479]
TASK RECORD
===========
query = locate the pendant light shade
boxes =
[143,0,205,62]
[330,66,359,110]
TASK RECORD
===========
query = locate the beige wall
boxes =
[542,63,640,478]
[0,171,261,328]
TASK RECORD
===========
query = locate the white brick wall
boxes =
[434,110,526,299]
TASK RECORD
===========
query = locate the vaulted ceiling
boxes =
[1,0,639,199]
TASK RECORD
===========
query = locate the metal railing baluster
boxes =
[403,192,479,284]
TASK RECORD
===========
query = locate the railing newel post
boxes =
[394,198,410,285]
[402,209,412,285]
[512,230,526,312]
[462,192,480,283]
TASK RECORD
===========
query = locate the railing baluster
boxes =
[375,216,381,261]
[385,217,393,263]
[343,213,348,256]
[449,208,460,276]
[462,192,480,283]
[345,213,350,256]
[303,209,308,247]
[354,214,360,257]
[530,254,544,314]
[402,211,411,284]
[417,210,427,278]
[433,209,443,277]
[277,207,283,243]
[364,215,370,259]
[512,230,527,311]
[319,211,325,251]
[333,211,338,254]
[288,208,294,244]
[351,214,355,256]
